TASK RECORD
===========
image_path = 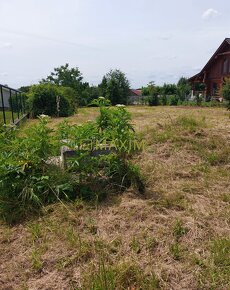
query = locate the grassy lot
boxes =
[0,110,24,125]
[1,106,230,289]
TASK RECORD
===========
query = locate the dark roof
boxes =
[189,38,230,81]
[130,89,142,96]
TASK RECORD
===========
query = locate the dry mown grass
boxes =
[0,106,230,289]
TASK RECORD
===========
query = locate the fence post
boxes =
[0,85,6,125]
[9,89,14,123]
[15,92,20,119]
[19,93,23,115]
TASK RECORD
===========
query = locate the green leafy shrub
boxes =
[222,77,230,109]
[148,94,159,106]
[168,95,179,106]
[28,84,75,117]
[0,105,144,223]
[0,116,76,224]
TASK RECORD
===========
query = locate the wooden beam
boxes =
[217,51,230,56]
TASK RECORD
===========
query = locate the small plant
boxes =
[81,261,159,289]
[211,238,230,267]
[27,222,42,242]
[129,236,142,254]
[30,247,43,271]
[170,242,183,260]
[173,219,188,241]
[221,77,230,109]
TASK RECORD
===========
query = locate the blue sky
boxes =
[0,0,230,88]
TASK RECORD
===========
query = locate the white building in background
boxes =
[0,86,11,108]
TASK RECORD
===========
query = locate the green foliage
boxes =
[173,219,188,241]
[89,96,111,107]
[148,94,159,106]
[168,95,179,106]
[170,243,183,260]
[177,77,191,101]
[0,116,75,224]
[0,105,144,223]
[28,83,75,117]
[162,83,177,95]
[99,69,130,105]
[82,261,159,289]
[41,63,99,106]
[221,77,230,109]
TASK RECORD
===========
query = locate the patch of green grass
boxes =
[145,236,158,252]
[173,219,189,241]
[27,222,42,242]
[129,236,142,254]
[30,247,43,271]
[221,193,230,203]
[65,225,79,247]
[211,238,230,267]
[198,238,230,288]
[174,116,206,133]
[169,242,183,260]
[149,192,188,211]
[81,261,159,290]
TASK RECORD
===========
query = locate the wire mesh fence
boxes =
[0,84,26,125]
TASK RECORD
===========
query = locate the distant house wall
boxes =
[0,87,11,109]
[128,89,143,105]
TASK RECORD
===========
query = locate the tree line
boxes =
[19,63,230,117]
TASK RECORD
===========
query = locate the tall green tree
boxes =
[41,63,88,105]
[177,77,191,101]
[161,83,177,95]
[99,70,130,105]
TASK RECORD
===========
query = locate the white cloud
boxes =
[202,8,220,20]
[0,72,8,77]
[158,35,172,41]
[0,42,12,49]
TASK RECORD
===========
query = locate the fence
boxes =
[0,84,27,125]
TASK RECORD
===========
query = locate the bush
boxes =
[222,78,230,109]
[0,105,144,224]
[28,84,75,117]
[168,95,179,106]
[0,116,76,224]
[148,94,159,106]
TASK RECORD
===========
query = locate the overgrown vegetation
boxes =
[0,103,144,224]
[0,106,229,289]
[28,83,76,117]
[222,77,230,109]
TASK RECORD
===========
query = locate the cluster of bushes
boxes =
[146,94,224,107]
[27,84,76,117]
[0,102,144,224]
[142,77,230,108]
[21,65,131,117]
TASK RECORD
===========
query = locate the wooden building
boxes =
[189,38,230,100]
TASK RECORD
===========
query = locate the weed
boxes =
[81,261,159,290]
[30,247,43,271]
[170,243,183,260]
[150,192,188,211]
[211,238,230,267]
[145,236,158,252]
[129,236,142,254]
[27,222,42,242]
[173,219,188,241]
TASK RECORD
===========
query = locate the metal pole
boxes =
[9,89,14,124]
[15,92,20,119]
[19,93,23,115]
[0,85,6,124]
